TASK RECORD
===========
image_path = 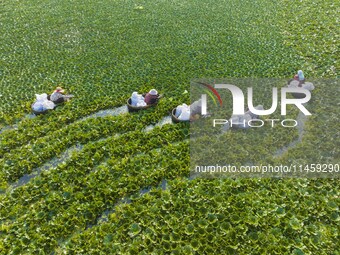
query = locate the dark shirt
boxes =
[50,92,65,104]
[144,93,158,105]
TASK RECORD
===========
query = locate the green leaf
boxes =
[185,224,195,235]
[129,223,141,237]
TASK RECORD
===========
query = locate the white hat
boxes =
[132,92,139,97]
[149,89,158,95]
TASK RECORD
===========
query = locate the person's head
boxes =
[149,89,158,96]
[132,92,138,97]
[55,87,65,93]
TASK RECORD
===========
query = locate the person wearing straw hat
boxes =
[50,86,67,104]
[288,70,314,91]
[144,89,159,105]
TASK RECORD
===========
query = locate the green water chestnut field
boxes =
[0,0,339,254]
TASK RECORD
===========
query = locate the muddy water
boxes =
[80,106,128,122]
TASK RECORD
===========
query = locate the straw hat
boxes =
[55,87,65,93]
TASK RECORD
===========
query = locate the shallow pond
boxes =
[11,144,84,188]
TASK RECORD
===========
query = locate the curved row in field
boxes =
[61,177,339,254]
[0,99,184,186]
[0,125,189,253]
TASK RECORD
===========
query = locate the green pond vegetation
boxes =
[0,0,338,254]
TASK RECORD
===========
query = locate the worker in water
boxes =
[50,87,67,104]
[144,89,159,105]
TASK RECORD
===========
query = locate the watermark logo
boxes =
[196,82,223,115]
[190,78,338,179]
[199,83,312,116]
